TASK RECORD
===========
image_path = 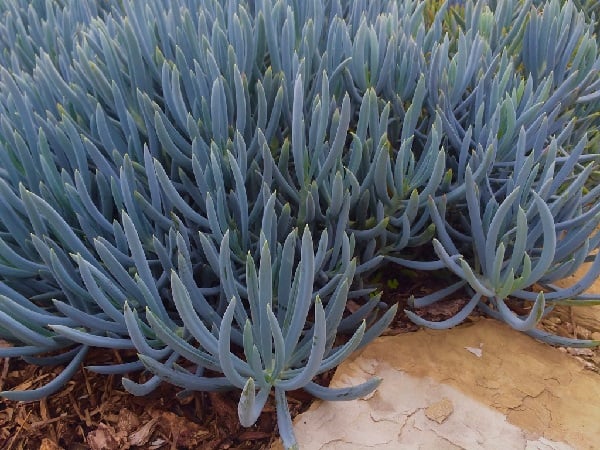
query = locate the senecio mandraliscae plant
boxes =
[0,0,599,448]
[402,0,600,346]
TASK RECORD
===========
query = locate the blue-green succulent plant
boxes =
[0,0,599,448]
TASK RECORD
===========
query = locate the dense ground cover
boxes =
[0,0,599,448]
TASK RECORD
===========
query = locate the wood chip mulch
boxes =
[0,344,327,450]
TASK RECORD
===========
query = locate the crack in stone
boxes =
[396,406,421,439]
[369,410,411,424]
[428,426,467,450]
[318,437,395,449]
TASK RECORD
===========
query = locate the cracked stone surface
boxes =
[278,319,600,449]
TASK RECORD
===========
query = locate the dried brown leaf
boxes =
[39,438,63,450]
[128,419,158,447]
[86,423,120,450]
[115,408,140,434]
[151,411,209,449]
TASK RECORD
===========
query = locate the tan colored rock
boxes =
[553,262,600,333]
[570,306,600,333]
[424,397,454,424]
[280,319,600,449]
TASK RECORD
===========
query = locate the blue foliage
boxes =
[0,1,599,447]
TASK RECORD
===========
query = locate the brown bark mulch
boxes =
[0,344,329,450]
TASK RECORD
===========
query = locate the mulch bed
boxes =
[0,344,330,450]
[1,269,597,449]
[0,342,328,450]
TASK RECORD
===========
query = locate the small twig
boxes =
[69,391,86,422]
[6,409,33,450]
[82,363,95,407]
[0,357,10,391]
[29,413,69,429]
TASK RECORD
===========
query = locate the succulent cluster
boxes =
[0,0,599,448]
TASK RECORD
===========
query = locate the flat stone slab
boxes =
[280,319,600,449]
